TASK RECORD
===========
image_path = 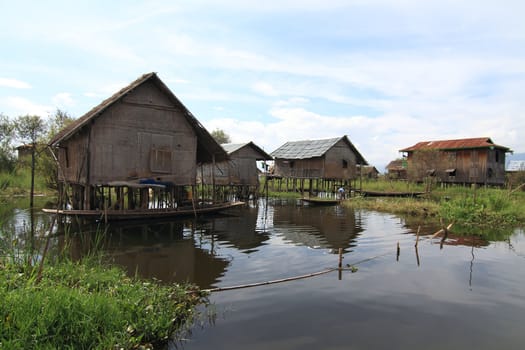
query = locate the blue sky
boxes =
[1,0,524,170]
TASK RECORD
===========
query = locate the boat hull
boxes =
[42,202,245,221]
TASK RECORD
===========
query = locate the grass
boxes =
[0,227,209,349]
[340,179,525,232]
[0,166,50,197]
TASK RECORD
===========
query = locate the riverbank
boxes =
[0,255,208,349]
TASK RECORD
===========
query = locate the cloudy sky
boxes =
[1,0,524,170]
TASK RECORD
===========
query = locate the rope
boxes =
[203,251,393,293]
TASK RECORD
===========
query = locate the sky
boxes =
[1,0,524,171]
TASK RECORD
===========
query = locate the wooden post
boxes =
[396,242,400,261]
[338,248,343,280]
[415,225,421,247]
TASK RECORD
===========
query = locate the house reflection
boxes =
[204,204,271,253]
[272,204,364,251]
[64,219,229,289]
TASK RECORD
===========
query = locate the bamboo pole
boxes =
[415,225,421,247]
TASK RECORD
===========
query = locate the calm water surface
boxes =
[3,198,525,349]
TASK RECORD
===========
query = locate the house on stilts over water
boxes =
[269,135,368,196]
[198,141,273,200]
[46,72,242,220]
[399,137,512,186]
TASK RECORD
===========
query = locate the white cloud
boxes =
[252,82,278,97]
[1,96,53,117]
[0,78,31,89]
[52,93,75,108]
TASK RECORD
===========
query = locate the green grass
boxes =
[0,166,50,196]
[0,223,208,350]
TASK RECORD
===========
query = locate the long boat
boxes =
[42,201,245,221]
[301,197,341,205]
[357,190,426,198]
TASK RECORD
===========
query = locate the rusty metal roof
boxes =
[271,136,368,165]
[399,137,510,152]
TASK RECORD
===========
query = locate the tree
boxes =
[39,109,75,190]
[15,115,47,209]
[210,128,231,144]
[0,114,16,173]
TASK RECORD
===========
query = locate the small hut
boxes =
[386,159,408,180]
[399,137,511,186]
[357,165,379,179]
[198,141,272,200]
[48,72,228,213]
[269,135,368,195]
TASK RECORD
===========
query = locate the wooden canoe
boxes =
[301,197,341,205]
[42,201,245,221]
[357,190,426,198]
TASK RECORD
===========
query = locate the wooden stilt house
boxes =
[47,72,230,218]
[198,141,272,200]
[399,137,511,186]
[269,136,368,195]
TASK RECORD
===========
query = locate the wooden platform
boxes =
[42,201,245,221]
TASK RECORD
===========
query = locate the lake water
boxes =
[2,198,525,349]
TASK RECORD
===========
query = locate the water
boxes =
[3,198,525,349]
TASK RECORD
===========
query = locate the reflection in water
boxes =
[4,198,525,350]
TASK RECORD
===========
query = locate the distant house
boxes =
[48,72,227,211]
[16,144,34,159]
[270,136,368,181]
[357,165,379,179]
[198,141,272,199]
[386,159,407,180]
[399,137,511,185]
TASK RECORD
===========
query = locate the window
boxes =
[342,159,348,168]
[150,148,172,173]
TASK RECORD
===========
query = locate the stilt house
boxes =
[399,137,511,185]
[198,141,272,199]
[48,72,228,211]
[269,136,368,194]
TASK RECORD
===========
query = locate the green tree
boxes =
[210,128,231,144]
[15,115,48,208]
[39,109,75,189]
[0,113,16,173]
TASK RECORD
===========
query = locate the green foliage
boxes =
[0,114,16,173]
[0,255,207,349]
[210,128,231,144]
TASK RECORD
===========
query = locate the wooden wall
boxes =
[57,80,198,186]
[273,139,359,180]
[407,148,507,185]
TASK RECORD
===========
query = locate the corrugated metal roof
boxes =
[399,137,510,152]
[270,136,368,164]
[221,142,273,160]
[271,137,341,159]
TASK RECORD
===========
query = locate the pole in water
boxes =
[338,248,344,280]
[396,242,400,261]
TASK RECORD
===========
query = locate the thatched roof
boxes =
[49,72,227,163]
[270,136,368,165]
